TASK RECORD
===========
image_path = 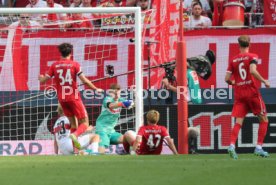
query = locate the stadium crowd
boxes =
[0,0,266,29]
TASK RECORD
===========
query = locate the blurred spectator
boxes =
[26,0,47,7]
[81,0,91,7]
[70,0,82,7]
[26,0,47,19]
[14,0,29,7]
[9,13,41,31]
[93,0,108,6]
[45,0,67,21]
[0,0,15,26]
[115,0,127,7]
[136,0,151,26]
[136,0,150,11]
[80,0,93,18]
[101,0,137,7]
[184,2,212,29]
[183,0,212,18]
[68,13,93,30]
[125,0,137,6]
[54,0,71,7]
[0,0,14,7]
[245,0,264,26]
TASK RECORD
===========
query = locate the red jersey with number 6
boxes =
[227,53,260,99]
[137,125,170,155]
[46,59,82,102]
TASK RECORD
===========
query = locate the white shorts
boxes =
[58,135,91,155]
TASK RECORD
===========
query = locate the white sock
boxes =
[91,142,99,153]
[129,146,136,155]
[256,145,262,150]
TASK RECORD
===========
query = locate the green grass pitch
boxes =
[0,154,275,185]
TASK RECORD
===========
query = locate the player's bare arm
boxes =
[224,72,235,85]
[165,137,178,155]
[132,135,142,152]
[38,74,51,83]
[162,78,177,92]
[86,125,95,132]
[250,64,270,88]
[78,74,104,92]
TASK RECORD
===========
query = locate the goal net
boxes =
[0,7,147,156]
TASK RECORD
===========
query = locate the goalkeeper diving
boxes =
[95,83,136,154]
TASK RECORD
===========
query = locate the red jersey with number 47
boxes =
[137,124,170,155]
[227,53,260,99]
[46,59,82,102]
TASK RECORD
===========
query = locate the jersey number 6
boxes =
[238,63,247,80]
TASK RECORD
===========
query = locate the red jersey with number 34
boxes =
[137,124,170,155]
[46,59,82,102]
[227,53,260,99]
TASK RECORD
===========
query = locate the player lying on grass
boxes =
[54,104,100,155]
[225,35,270,159]
[133,110,178,155]
[95,83,136,154]
[39,43,103,150]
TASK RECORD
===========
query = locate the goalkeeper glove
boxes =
[120,100,134,109]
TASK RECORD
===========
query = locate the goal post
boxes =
[0,7,144,155]
[177,2,188,154]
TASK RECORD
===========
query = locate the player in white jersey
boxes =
[53,104,99,155]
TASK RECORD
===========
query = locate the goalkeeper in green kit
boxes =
[96,83,136,154]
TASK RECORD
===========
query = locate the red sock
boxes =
[70,128,77,134]
[257,121,268,145]
[123,141,130,153]
[230,124,242,145]
[73,124,88,137]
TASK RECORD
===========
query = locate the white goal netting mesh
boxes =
[0,9,151,155]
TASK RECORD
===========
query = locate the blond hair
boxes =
[146,110,160,124]
[110,83,121,90]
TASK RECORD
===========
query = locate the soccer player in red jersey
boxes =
[38,43,103,149]
[133,110,178,155]
[225,35,270,159]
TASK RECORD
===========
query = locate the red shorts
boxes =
[59,100,88,119]
[232,95,267,118]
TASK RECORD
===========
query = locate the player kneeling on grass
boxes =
[54,104,99,155]
[133,110,178,155]
[95,83,136,154]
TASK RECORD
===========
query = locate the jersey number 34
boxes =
[57,69,73,85]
